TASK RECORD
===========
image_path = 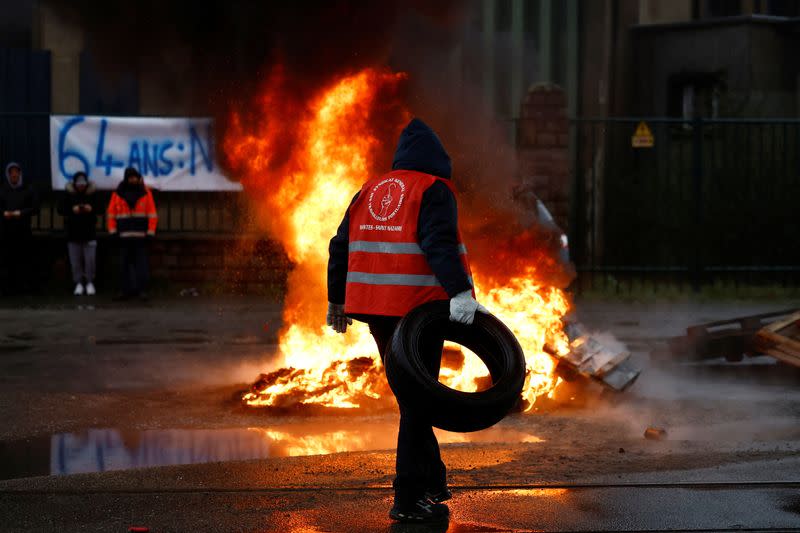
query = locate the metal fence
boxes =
[31,190,244,235]
[570,117,800,292]
[0,112,244,235]
[6,111,800,288]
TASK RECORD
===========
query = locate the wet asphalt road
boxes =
[2,298,800,532]
[2,482,800,532]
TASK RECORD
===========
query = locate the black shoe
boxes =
[137,292,150,302]
[389,498,449,523]
[112,293,131,302]
[424,487,452,503]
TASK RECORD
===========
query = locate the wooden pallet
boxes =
[755,311,800,368]
[666,308,799,361]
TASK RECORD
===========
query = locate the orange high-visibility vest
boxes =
[344,169,472,317]
[107,187,158,238]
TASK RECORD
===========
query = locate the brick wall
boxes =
[32,234,290,296]
[516,83,571,231]
[148,236,290,294]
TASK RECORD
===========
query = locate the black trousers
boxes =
[1,233,34,294]
[367,316,447,504]
[119,238,149,295]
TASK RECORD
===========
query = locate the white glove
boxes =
[326,302,352,334]
[449,290,489,325]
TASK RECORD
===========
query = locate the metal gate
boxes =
[570,117,800,292]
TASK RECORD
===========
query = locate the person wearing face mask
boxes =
[58,171,99,296]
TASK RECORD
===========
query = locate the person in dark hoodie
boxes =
[107,167,158,301]
[327,118,488,523]
[58,171,99,296]
[0,162,39,295]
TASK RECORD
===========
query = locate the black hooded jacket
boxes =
[57,181,99,242]
[327,118,473,311]
[0,163,39,239]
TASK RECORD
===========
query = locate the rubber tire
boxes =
[384,300,527,433]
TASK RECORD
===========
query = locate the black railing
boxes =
[6,111,800,289]
[570,117,800,293]
[32,191,244,235]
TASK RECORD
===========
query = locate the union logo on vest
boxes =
[367,177,406,222]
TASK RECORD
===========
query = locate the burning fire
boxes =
[224,67,571,412]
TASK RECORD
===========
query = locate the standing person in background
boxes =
[58,171,99,296]
[0,162,39,295]
[107,167,157,301]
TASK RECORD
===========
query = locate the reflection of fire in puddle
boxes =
[484,488,568,498]
[437,432,544,445]
[249,424,545,457]
[0,422,543,480]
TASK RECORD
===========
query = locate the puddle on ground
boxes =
[0,423,542,481]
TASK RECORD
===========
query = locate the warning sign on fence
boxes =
[631,121,654,148]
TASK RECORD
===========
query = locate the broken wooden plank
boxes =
[755,311,800,368]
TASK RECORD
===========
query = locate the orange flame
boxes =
[224,67,571,412]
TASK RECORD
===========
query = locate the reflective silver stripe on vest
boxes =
[347,272,474,288]
[347,272,441,287]
[349,241,467,255]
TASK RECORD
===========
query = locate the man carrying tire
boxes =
[327,118,488,523]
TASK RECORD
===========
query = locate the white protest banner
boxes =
[50,115,243,191]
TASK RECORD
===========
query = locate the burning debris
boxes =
[225,68,575,410]
[548,322,641,392]
[243,357,392,410]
